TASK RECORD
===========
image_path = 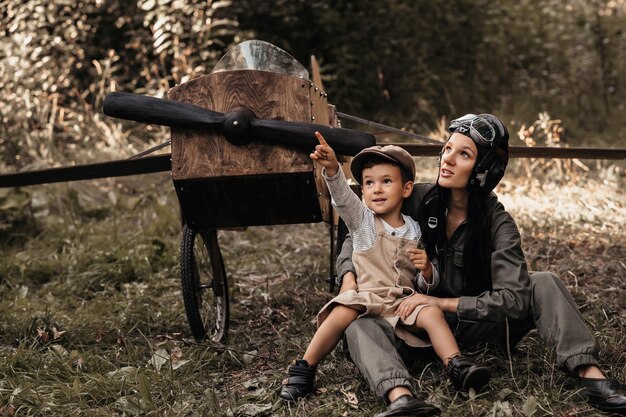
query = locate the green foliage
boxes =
[0,0,239,169]
[234,0,626,143]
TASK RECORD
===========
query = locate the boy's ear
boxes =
[403,181,414,198]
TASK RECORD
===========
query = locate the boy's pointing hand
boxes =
[310,131,339,176]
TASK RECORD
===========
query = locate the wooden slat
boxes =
[310,55,324,91]
[309,83,331,222]
[396,144,626,159]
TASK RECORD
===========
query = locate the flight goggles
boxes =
[449,114,496,147]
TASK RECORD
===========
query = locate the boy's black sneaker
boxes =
[279,359,317,402]
[447,356,491,393]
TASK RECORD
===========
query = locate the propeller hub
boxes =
[223,108,256,146]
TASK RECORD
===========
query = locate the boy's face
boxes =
[361,163,413,219]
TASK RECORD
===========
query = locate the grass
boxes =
[0,162,624,417]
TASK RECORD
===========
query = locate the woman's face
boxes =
[438,133,478,190]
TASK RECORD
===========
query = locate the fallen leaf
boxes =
[491,400,513,417]
[113,395,144,414]
[149,348,169,372]
[37,328,49,343]
[52,327,66,339]
[340,387,358,408]
[94,329,107,342]
[170,346,183,362]
[0,404,16,416]
[522,395,537,417]
[242,350,258,365]
[106,366,137,378]
[497,388,514,400]
[17,286,28,299]
[51,344,68,356]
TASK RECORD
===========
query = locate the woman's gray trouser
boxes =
[343,271,600,401]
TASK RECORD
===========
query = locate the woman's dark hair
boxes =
[419,185,493,294]
[419,113,508,293]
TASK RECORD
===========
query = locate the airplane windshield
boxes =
[210,40,309,79]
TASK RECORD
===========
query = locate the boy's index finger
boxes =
[314,131,329,147]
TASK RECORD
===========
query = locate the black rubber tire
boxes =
[180,225,229,341]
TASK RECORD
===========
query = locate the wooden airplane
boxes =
[0,40,376,342]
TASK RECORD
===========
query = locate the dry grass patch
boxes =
[0,164,624,416]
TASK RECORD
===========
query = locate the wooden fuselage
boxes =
[169,69,340,229]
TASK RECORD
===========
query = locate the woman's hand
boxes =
[406,247,433,280]
[395,293,442,320]
[339,271,357,293]
[310,131,339,177]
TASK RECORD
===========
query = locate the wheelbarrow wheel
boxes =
[180,225,229,341]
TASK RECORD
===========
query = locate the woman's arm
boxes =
[336,233,356,287]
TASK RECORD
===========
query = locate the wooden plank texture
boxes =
[169,70,313,180]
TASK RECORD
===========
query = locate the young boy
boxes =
[279,132,489,403]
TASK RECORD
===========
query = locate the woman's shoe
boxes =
[576,377,626,415]
[375,395,441,417]
[279,359,317,402]
[447,356,491,393]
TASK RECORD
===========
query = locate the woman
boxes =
[336,114,626,417]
